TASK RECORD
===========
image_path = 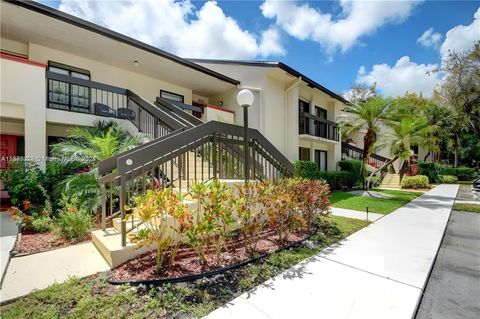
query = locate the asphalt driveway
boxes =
[416,210,480,319]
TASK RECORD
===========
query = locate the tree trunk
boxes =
[362,130,375,189]
[366,156,398,190]
[453,133,459,167]
[423,151,430,162]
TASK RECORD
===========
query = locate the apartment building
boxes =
[0,1,238,169]
[193,60,348,171]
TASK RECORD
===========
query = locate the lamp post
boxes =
[237,89,254,183]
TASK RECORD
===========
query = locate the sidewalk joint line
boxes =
[319,256,422,290]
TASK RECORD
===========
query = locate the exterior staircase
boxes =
[93,99,294,268]
[379,173,401,189]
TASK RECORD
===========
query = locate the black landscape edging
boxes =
[107,235,312,286]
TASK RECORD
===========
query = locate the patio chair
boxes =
[94,103,116,117]
[117,108,136,120]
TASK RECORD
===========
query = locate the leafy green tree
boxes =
[50,121,145,213]
[340,97,392,187]
[435,41,480,166]
[367,118,431,188]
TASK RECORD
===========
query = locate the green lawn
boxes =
[329,189,423,214]
[452,203,480,213]
[0,215,368,319]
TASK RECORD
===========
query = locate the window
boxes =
[315,106,327,119]
[47,62,91,113]
[315,150,327,171]
[160,90,184,103]
[299,147,311,161]
[315,106,328,138]
[299,100,310,134]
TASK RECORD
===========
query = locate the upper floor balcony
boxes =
[298,112,339,142]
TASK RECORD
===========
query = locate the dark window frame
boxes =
[160,90,184,103]
[314,149,328,171]
[299,99,310,134]
[315,106,327,119]
[299,147,311,161]
[47,61,91,113]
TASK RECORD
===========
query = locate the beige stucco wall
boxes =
[203,106,234,124]
[28,43,194,105]
[197,62,345,165]
[0,118,24,135]
[0,58,46,166]
[1,38,28,57]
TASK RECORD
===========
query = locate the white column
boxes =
[286,86,299,161]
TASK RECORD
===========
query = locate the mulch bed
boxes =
[109,229,307,282]
[15,229,92,254]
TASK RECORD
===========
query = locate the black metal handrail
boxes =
[155,97,204,127]
[299,113,339,141]
[341,142,390,168]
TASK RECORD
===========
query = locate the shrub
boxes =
[235,181,270,255]
[441,175,458,184]
[31,215,54,233]
[401,175,429,189]
[55,196,91,240]
[439,166,475,181]
[418,161,441,183]
[287,179,330,232]
[0,161,46,210]
[338,159,364,184]
[293,161,319,180]
[265,179,306,245]
[128,188,190,273]
[318,171,357,190]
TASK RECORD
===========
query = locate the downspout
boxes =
[284,77,302,158]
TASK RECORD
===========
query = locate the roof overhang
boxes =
[1,1,240,96]
[191,59,350,104]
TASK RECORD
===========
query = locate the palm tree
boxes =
[419,103,453,161]
[340,97,392,187]
[50,121,147,213]
[366,118,431,188]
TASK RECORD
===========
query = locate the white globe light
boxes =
[237,89,254,107]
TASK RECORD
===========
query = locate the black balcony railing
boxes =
[299,113,339,141]
[341,142,390,169]
[45,72,188,139]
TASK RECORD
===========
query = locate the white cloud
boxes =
[440,7,480,59]
[261,0,422,55]
[58,0,284,59]
[417,27,442,48]
[356,56,442,97]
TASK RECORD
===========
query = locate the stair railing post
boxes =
[101,183,106,231]
[212,133,217,179]
[120,175,127,247]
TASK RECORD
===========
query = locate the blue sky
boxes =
[40,1,480,97]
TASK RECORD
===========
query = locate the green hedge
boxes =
[439,167,475,181]
[441,175,458,184]
[401,175,429,189]
[418,161,441,183]
[318,171,357,190]
[293,160,357,190]
[293,161,319,180]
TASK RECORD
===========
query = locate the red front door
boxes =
[0,135,17,170]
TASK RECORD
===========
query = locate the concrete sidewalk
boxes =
[0,212,18,283]
[0,242,109,302]
[206,184,458,319]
